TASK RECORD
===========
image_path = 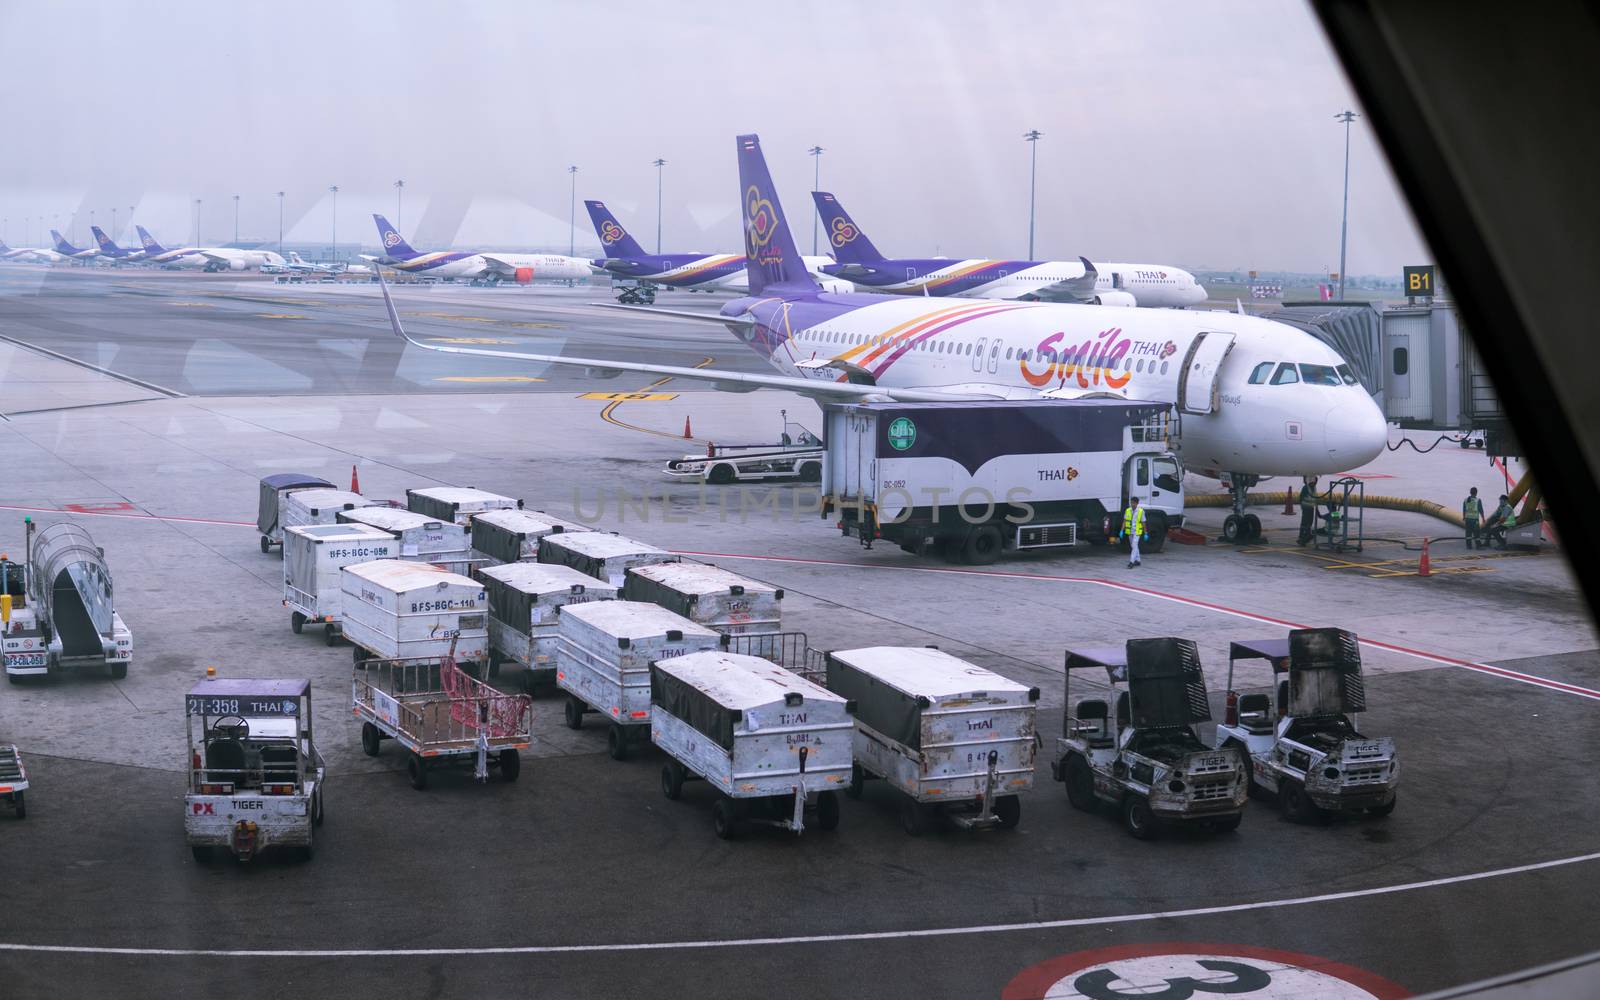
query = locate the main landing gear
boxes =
[1222,473,1263,544]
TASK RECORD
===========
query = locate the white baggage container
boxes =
[653,651,853,839]
[337,507,474,571]
[406,487,521,526]
[341,561,488,666]
[479,562,616,693]
[622,563,782,636]
[555,600,719,759]
[280,489,376,532]
[826,646,1040,834]
[257,473,334,553]
[283,524,399,643]
[470,509,589,566]
[538,532,679,588]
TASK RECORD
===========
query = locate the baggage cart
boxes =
[719,630,827,685]
[470,509,589,566]
[825,646,1038,834]
[479,562,616,692]
[538,531,679,588]
[622,562,782,636]
[0,743,28,818]
[184,673,324,861]
[257,473,334,554]
[653,650,853,839]
[406,486,522,526]
[337,506,475,573]
[341,561,488,668]
[280,488,376,535]
[353,645,531,789]
[555,600,720,759]
[282,524,399,644]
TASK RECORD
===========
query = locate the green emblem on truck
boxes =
[887,417,917,451]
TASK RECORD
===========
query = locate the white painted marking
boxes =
[1,851,1595,958]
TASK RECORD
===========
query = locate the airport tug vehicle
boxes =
[0,743,28,818]
[652,650,853,840]
[1213,628,1398,822]
[825,646,1039,835]
[1053,639,1248,839]
[185,672,324,862]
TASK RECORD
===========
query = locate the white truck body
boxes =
[470,509,590,566]
[539,532,680,589]
[282,524,399,627]
[406,487,521,526]
[336,507,473,569]
[341,560,488,664]
[556,601,719,728]
[479,562,616,687]
[622,563,782,636]
[280,489,376,531]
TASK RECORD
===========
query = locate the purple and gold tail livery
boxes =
[585,201,646,259]
[735,133,817,296]
[50,230,82,255]
[372,215,419,260]
[812,191,884,265]
[136,225,166,254]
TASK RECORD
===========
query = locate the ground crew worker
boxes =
[1297,477,1320,546]
[1462,487,1485,549]
[1121,496,1147,568]
[1485,494,1516,548]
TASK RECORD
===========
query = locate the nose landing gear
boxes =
[1222,474,1263,544]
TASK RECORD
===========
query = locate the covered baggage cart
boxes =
[184,673,324,862]
[352,644,531,789]
[337,506,474,573]
[282,524,398,644]
[280,488,376,535]
[555,600,719,759]
[622,563,782,636]
[406,487,521,526]
[257,473,334,554]
[0,744,28,818]
[470,509,589,566]
[479,562,616,692]
[341,561,487,667]
[539,531,679,588]
[653,650,852,839]
[825,646,1038,834]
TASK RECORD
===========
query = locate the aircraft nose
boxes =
[1325,393,1389,468]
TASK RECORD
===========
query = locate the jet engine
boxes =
[515,267,534,284]
[816,277,854,294]
[1089,291,1137,307]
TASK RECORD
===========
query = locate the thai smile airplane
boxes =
[371,215,593,284]
[382,134,1387,543]
[812,191,1207,309]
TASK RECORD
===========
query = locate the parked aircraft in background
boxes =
[371,216,592,285]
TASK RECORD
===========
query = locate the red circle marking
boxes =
[1001,942,1411,1000]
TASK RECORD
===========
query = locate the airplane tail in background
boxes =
[584,201,646,259]
[50,230,79,254]
[372,215,420,259]
[136,225,167,254]
[735,134,818,296]
[91,226,119,252]
[811,192,884,265]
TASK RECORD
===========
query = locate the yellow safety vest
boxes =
[1123,506,1146,538]
[1464,497,1483,520]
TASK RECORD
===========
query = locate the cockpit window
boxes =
[1336,363,1360,386]
[1248,362,1274,384]
[1299,363,1342,386]
[1270,363,1300,385]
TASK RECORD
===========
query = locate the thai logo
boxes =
[744,185,781,263]
[600,220,625,245]
[1020,327,1134,391]
[829,217,858,247]
[382,230,402,248]
[1067,467,1079,481]
[141,233,156,247]
[1159,340,1178,360]
[887,416,916,451]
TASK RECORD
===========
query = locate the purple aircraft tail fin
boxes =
[811,192,883,265]
[372,215,419,259]
[584,201,646,259]
[50,230,79,254]
[91,226,118,251]
[736,134,818,296]
[136,225,167,254]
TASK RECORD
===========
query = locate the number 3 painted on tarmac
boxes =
[1075,959,1272,1000]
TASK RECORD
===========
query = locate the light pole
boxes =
[568,165,578,256]
[277,191,285,256]
[1023,129,1043,259]
[394,179,405,231]
[808,145,824,255]
[232,195,240,244]
[652,158,666,253]
[90,210,96,245]
[1335,109,1358,301]
[110,207,117,242]
[328,185,338,263]
[128,207,135,243]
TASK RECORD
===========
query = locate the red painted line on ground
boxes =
[672,548,1600,702]
[0,503,254,528]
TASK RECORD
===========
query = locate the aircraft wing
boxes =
[478,254,527,275]
[1028,256,1101,302]
[198,251,234,266]
[377,272,980,403]
[826,263,876,279]
[586,301,757,330]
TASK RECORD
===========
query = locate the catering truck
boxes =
[821,399,1185,565]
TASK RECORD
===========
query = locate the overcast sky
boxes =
[0,1,1430,275]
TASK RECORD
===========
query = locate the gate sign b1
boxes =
[1403,265,1437,298]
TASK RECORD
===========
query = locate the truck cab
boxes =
[1053,638,1248,839]
[1213,629,1399,822]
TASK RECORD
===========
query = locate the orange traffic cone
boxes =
[1418,537,1431,577]
[1283,488,1295,515]
[351,464,361,494]
[683,416,693,439]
